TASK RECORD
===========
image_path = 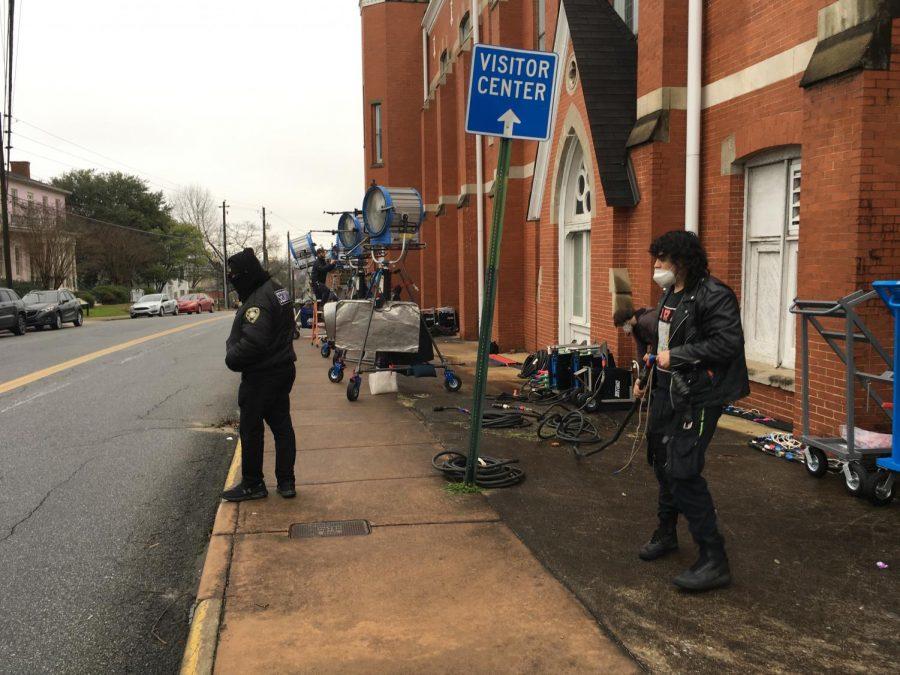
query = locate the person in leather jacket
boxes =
[634,230,750,592]
[222,248,298,502]
[311,248,336,303]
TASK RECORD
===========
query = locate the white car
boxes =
[130,293,178,318]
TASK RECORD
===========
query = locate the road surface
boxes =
[0,314,238,673]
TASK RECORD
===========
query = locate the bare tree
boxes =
[171,184,221,263]
[170,184,262,265]
[18,202,77,289]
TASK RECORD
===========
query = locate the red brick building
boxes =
[358,0,899,434]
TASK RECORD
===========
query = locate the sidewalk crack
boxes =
[0,456,96,546]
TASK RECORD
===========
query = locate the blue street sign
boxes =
[465,44,559,142]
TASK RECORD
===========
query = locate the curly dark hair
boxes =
[648,230,709,288]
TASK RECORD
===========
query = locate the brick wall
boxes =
[360,1,898,436]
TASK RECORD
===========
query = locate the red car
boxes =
[177,293,215,314]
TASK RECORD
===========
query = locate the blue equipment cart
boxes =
[873,281,899,500]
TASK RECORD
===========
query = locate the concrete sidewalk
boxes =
[183,347,637,673]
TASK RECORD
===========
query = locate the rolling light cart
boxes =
[791,288,895,505]
[332,185,461,401]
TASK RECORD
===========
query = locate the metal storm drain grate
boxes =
[289,520,371,539]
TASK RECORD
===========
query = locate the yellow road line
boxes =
[0,315,229,396]
[225,440,242,488]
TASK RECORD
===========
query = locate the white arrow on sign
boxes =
[498,109,521,138]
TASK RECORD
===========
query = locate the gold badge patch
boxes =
[245,307,260,324]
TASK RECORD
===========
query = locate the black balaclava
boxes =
[227,248,269,302]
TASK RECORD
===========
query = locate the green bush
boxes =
[92,285,130,305]
[77,290,97,308]
[11,281,38,297]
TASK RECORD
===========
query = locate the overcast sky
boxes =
[7,0,364,250]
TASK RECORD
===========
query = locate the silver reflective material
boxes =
[332,300,420,353]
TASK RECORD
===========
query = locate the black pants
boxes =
[239,364,296,485]
[647,389,725,552]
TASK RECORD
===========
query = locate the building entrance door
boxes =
[558,139,592,344]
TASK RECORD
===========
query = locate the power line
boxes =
[12,116,181,190]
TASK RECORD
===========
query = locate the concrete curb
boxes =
[179,440,241,675]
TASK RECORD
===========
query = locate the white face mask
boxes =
[622,324,633,335]
[653,268,676,289]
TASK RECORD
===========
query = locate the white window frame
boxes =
[741,149,801,370]
[371,102,383,165]
[558,139,593,343]
[614,0,638,34]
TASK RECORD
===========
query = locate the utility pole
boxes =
[5,0,14,170]
[0,0,14,285]
[0,114,10,288]
[220,200,228,309]
[261,206,268,269]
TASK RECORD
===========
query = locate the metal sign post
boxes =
[463,44,559,485]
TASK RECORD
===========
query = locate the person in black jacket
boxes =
[613,306,658,361]
[222,248,298,502]
[634,230,750,592]
[311,248,336,303]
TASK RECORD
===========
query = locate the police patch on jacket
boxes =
[275,288,290,305]
[245,307,260,324]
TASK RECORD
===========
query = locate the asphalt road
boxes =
[0,314,239,673]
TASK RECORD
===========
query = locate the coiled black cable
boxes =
[431,451,525,488]
[433,406,534,429]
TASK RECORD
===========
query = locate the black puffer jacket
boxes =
[656,275,750,407]
[225,278,296,373]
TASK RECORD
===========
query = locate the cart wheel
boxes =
[583,397,600,414]
[328,365,344,384]
[843,461,872,498]
[321,343,331,359]
[444,372,462,392]
[292,328,301,341]
[869,469,895,506]
[347,378,361,401]
[804,447,829,478]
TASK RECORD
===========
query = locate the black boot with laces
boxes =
[638,527,679,561]
[673,545,731,592]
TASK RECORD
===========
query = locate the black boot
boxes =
[221,480,268,502]
[277,481,297,499]
[638,527,678,561]
[673,545,731,592]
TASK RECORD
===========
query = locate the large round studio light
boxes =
[361,185,425,247]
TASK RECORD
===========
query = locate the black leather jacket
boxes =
[225,279,296,373]
[312,257,336,285]
[655,275,750,407]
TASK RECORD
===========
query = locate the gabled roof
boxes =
[565,0,638,207]
[6,172,72,196]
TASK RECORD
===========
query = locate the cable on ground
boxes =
[431,451,525,488]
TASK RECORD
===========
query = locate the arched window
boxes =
[558,137,593,344]
[459,12,471,43]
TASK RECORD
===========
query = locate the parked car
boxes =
[130,294,177,318]
[0,287,26,335]
[22,289,84,329]
[176,293,214,314]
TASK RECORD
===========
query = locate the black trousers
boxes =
[647,389,725,552]
[238,364,296,485]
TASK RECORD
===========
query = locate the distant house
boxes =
[0,161,76,289]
